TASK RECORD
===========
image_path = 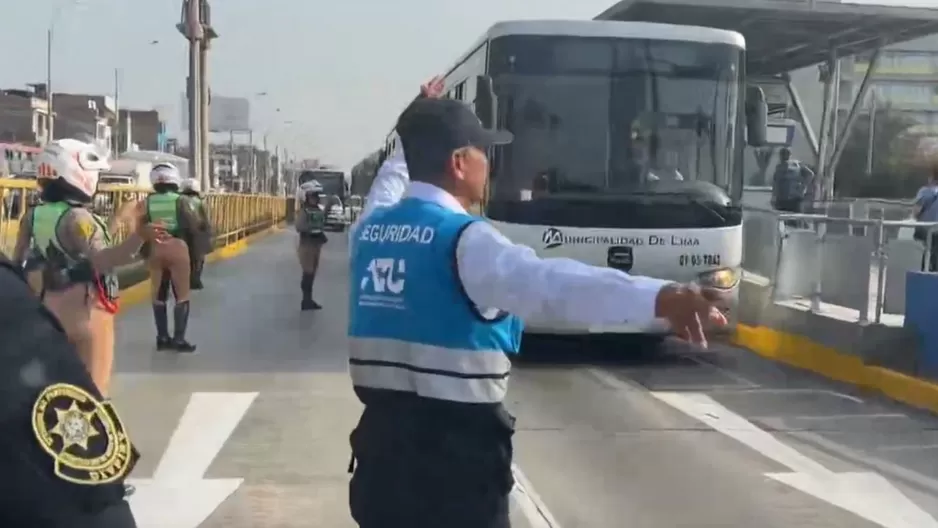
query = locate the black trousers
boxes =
[349,403,514,528]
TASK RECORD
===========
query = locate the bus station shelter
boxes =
[596,0,938,195]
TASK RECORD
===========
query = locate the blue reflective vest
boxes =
[348,198,523,404]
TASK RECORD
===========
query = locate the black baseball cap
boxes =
[396,98,513,165]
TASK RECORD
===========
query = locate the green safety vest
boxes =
[302,206,325,233]
[147,192,181,233]
[31,201,119,298]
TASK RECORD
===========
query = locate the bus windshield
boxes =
[299,171,346,197]
[488,36,742,201]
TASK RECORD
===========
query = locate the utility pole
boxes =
[228,130,235,190]
[198,0,214,190]
[866,95,877,176]
[263,133,269,194]
[46,28,54,144]
[248,129,255,193]
[177,0,217,191]
[113,68,120,155]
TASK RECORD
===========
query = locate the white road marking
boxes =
[511,463,562,528]
[651,391,938,528]
[128,392,259,528]
[152,392,258,481]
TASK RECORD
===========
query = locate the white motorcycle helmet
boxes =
[180,177,201,194]
[150,163,182,188]
[297,180,323,200]
[35,138,110,201]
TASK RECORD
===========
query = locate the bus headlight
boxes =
[697,267,740,290]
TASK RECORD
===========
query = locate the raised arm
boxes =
[456,222,727,345]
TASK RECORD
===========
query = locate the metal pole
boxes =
[199,40,211,191]
[249,129,255,193]
[866,95,877,176]
[228,130,235,190]
[814,54,835,200]
[113,68,120,155]
[46,28,54,144]
[185,0,203,187]
[828,48,881,179]
[824,58,841,201]
[263,133,269,194]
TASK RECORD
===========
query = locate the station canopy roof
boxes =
[596,0,938,76]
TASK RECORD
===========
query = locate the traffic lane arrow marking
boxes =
[128,479,242,528]
[768,472,938,528]
[651,391,938,528]
[128,392,259,528]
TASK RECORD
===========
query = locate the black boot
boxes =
[190,259,205,290]
[301,273,316,310]
[153,304,172,350]
[171,301,197,353]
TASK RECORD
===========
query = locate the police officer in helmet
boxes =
[348,96,728,527]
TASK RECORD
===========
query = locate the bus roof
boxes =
[441,19,744,89]
[484,19,745,48]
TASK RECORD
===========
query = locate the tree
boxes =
[833,106,921,198]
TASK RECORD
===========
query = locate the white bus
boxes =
[384,20,767,336]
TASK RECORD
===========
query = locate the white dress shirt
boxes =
[354,161,671,327]
[361,145,409,221]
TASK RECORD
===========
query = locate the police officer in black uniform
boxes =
[0,253,140,527]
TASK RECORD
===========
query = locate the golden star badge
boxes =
[49,401,100,451]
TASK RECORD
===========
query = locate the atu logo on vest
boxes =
[361,258,406,294]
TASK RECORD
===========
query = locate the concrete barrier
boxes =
[733,276,938,413]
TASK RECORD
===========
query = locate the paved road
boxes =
[111,231,938,527]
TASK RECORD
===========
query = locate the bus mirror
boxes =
[746,86,768,146]
[475,75,497,128]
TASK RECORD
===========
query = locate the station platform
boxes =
[110,231,938,527]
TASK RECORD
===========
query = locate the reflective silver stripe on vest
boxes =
[348,337,511,404]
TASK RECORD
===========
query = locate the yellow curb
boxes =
[733,323,938,415]
[118,225,284,308]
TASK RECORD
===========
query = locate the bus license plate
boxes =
[607,246,633,272]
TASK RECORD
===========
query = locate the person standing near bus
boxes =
[11,138,166,398]
[295,180,327,310]
[347,97,728,528]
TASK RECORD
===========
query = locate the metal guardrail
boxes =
[742,204,938,325]
[0,178,290,255]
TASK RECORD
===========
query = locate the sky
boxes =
[1,0,618,167]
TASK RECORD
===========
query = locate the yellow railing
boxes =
[0,178,290,255]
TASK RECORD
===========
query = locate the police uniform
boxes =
[145,190,187,295]
[347,98,519,528]
[146,191,184,238]
[297,203,328,245]
[0,254,139,527]
[180,192,210,287]
[30,202,120,308]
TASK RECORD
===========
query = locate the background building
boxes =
[745,35,938,187]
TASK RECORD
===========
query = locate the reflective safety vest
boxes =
[31,201,119,299]
[348,198,523,404]
[147,192,181,233]
[300,205,325,234]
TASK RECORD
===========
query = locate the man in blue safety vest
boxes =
[347,97,728,528]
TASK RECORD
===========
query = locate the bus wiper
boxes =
[627,191,726,223]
